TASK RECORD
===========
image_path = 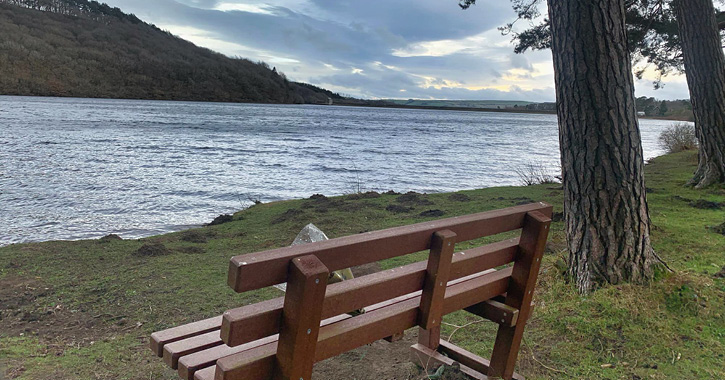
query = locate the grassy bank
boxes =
[1,151,723,379]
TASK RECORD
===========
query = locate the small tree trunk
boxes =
[674,0,725,188]
[548,0,657,294]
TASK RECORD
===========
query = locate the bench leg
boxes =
[417,230,456,351]
[274,255,329,380]
[488,211,550,379]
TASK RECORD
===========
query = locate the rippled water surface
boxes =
[0,96,676,245]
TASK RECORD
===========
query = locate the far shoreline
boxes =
[0,94,694,121]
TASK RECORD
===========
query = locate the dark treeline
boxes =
[0,0,342,104]
[635,97,693,119]
[525,98,693,120]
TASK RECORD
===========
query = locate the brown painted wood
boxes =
[222,238,519,347]
[150,315,221,357]
[419,230,456,330]
[437,341,525,380]
[274,255,329,380]
[488,211,551,379]
[164,331,225,369]
[193,366,215,380]
[410,343,489,380]
[465,299,519,328]
[178,335,279,380]
[437,340,491,375]
[442,267,512,315]
[417,326,441,348]
[215,268,512,378]
[216,294,423,380]
[177,267,510,380]
[220,298,283,348]
[215,341,278,380]
[228,203,552,292]
[177,313,352,380]
[417,230,455,351]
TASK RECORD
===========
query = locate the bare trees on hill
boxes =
[0,0,141,23]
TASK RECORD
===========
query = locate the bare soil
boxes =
[0,276,127,354]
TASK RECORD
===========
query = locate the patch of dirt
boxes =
[386,204,414,214]
[208,213,234,226]
[0,276,127,354]
[689,199,723,210]
[133,242,171,257]
[180,229,213,243]
[551,212,564,222]
[271,209,304,224]
[419,209,445,218]
[671,195,693,203]
[714,266,725,279]
[98,234,122,242]
[510,197,535,205]
[312,331,418,380]
[313,331,477,380]
[347,191,381,200]
[396,192,434,206]
[448,193,471,202]
[708,222,725,236]
[416,362,474,380]
[302,195,372,214]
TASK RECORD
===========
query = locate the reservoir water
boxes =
[0,96,679,245]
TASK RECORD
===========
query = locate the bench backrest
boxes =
[217,202,552,380]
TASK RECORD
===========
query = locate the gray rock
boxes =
[274,224,332,292]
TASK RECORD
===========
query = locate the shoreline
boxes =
[0,94,693,121]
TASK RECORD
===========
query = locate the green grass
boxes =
[1,151,723,379]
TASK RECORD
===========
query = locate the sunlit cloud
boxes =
[104,0,691,101]
[214,2,274,14]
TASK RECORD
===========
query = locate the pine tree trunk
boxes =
[548,0,657,294]
[674,0,725,188]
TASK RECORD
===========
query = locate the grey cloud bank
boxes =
[103,0,690,101]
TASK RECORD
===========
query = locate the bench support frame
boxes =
[148,203,554,380]
[274,255,329,380]
[411,210,550,380]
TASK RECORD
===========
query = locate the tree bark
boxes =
[674,0,725,188]
[548,0,657,294]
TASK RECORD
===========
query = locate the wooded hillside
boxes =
[0,0,337,103]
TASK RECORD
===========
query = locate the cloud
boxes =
[103,0,691,100]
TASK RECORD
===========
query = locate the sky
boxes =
[103,0,691,102]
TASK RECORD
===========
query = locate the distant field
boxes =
[384,99,535,109]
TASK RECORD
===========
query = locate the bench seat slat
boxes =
[164,331,225,369]
[193,366,215,380]
[151,316,221,357]
[228,203,551,292]
[221,238,519,347]
[178,335,279,380]
[176,312,352,380]
[215,267,512,379]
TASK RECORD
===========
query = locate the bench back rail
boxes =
[149,202,552,380]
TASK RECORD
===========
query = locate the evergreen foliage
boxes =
[0,0,338,103]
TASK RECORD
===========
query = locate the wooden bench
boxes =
[150,202,552,380]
